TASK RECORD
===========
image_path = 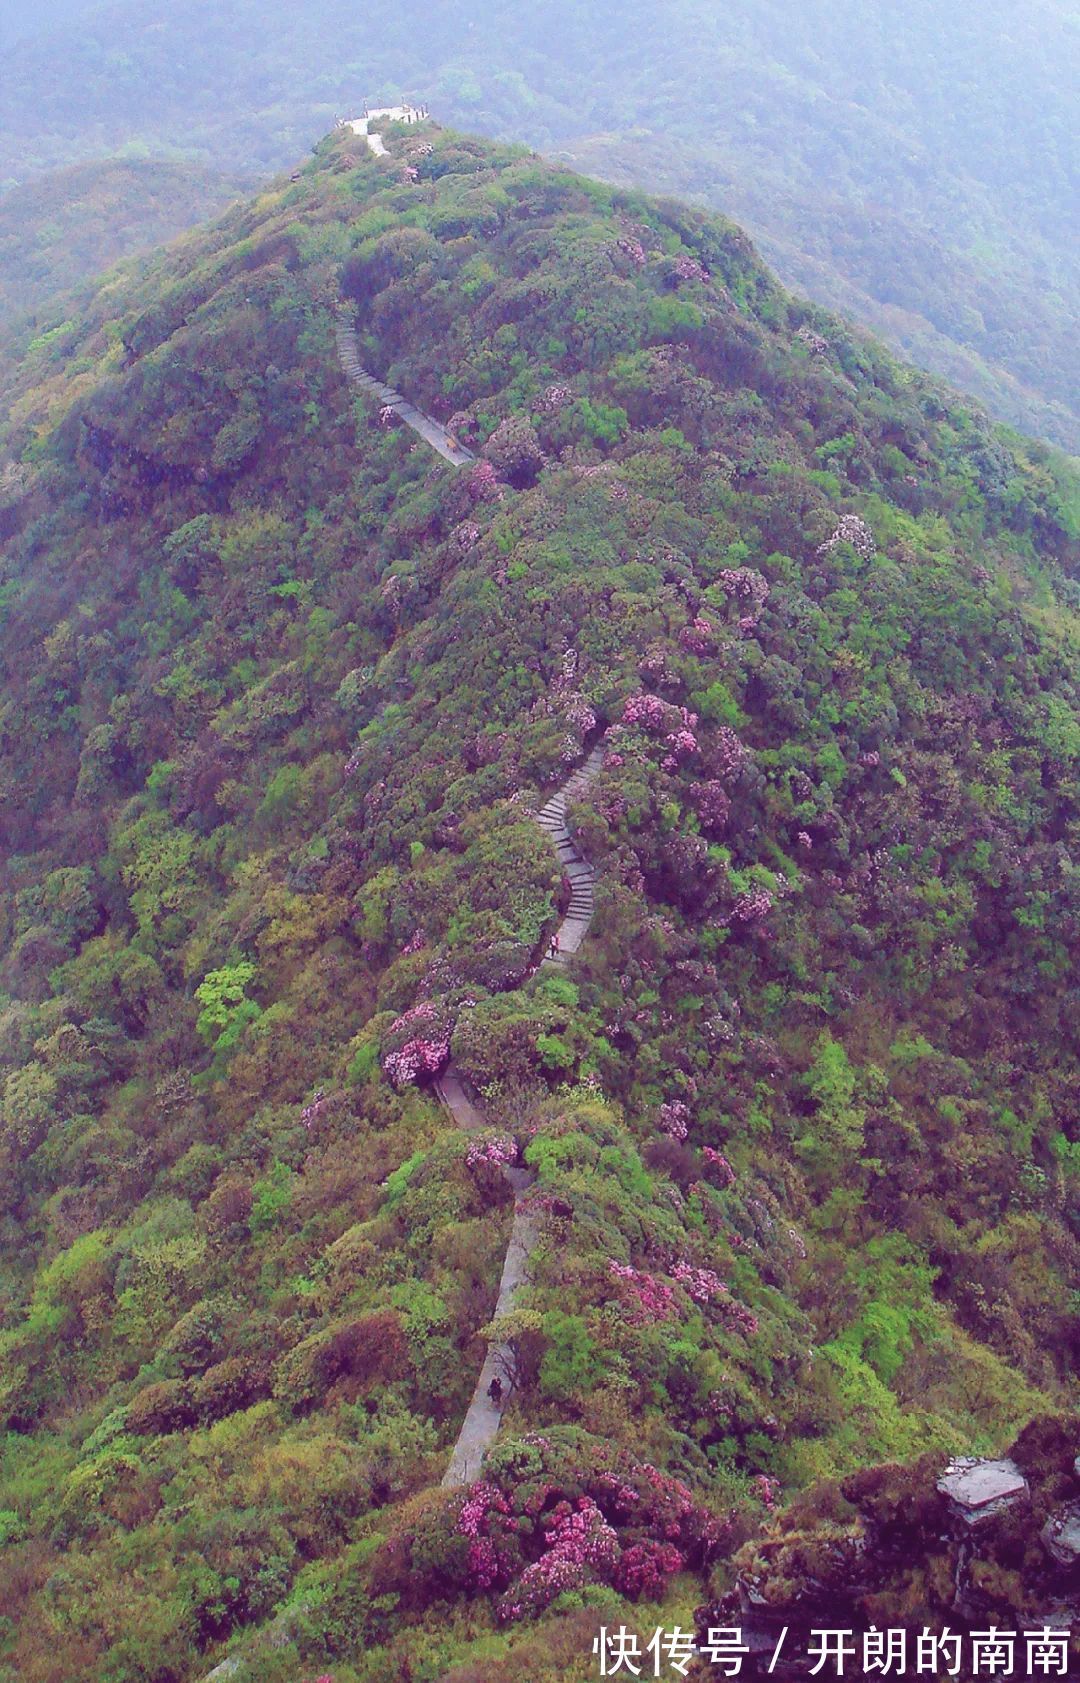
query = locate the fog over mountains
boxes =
[1,0,1077,447]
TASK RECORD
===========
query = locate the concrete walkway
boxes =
[335,311,474,467]
[341,104,428,159]
[439,743,605,1488]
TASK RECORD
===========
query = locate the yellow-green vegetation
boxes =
[0,124,1076,1680]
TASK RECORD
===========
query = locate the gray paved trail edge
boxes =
[439,743,605,1487]
[335,311,474,467]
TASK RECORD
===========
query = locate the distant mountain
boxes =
[0,122,1077,1680]
[0,0,1076,448]
[0,158,245,323]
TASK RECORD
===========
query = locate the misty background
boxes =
[1,0,1077,448]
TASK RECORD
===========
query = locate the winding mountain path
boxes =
[439,743,604,1487]
[335,310,474,466]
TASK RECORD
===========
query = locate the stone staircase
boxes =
[334,310,474,467]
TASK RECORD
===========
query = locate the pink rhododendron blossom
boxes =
[818,513,875,559]
[623,693,668,732]
[702,1146,736,1187]
[659,1100,691,1140]
[382,1001,451,1087]
[752,1473,782,1511]
[679,616,715,654]
[716,567,769,626]
[730,886,773,924]
[672,1261,726,1302]
[609,1261,678,1323]
[498,1497,620,1622]
[711,727,746,779]
[466,1133,517,1173]
[467,459,503,503]
[665,727,698,759]
[674,253,709,284]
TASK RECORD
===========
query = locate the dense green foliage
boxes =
[0,125,1078,1679]
[0,159,245,326]
[1,0,1077,448]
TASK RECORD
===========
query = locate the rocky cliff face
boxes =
[694,1417,1080,1677]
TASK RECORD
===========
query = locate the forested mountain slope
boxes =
[0,125,1078,1681]
[0,159,245,326]
[1,0,1076,450]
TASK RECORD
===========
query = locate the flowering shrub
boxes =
[381,1000,452,1087]
[300,1088,327,1129]
[537,382,573,414]
[751,1473,782,1511]
[673,253,709,284]
[616,235,646,267]
[465,1132,517,1174]
[483,414,544,483]
[456,1480,518,1590]
[614,1538,684,1598]
[730,886,773,924]
[672,1260,726,1302]
[622,692,667,732]
[659,1099,691,1140]
[797,830,812,850]
[694,780,731,833]
[796,323,829,355]
[716,567,769,627]
[665,727,698,760]
[497,1497,619,1621]
[467,459,503,503]
[609,1261,678,1323]
[679,615,715,654]
[711,727,746,780]
[818,512,876,559]
[451,520,481,554]
[702,1146,736,1187]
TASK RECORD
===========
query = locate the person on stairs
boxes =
[549,932,560,959]
[487,1376,503,1407]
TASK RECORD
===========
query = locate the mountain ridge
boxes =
[0,123,1077,1680]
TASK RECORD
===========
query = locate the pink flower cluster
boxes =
[617,235,646,267]
[378,404,397,427]
[622,693,667,731]
[796,324,829,356]
[609,1261,678,1323]
[797,831,812,850]
[659,1100,691,1141]
[665,727,698,760]
[467,459,503,503]
[674,253,709,284]
[679,616,715,654]
[498,1498,619,1622]
[615,1539,684,1598]
[860,749,881,768]
[466,1133,517,1172]
[695,780,731,834]
[452,520,481,553]
[730,886,773,924]
[672,1261,726,1303]
[711,727,746,780]
[457,1481,516,1590]
[382,1001,451,1087]
[702,1146,735,1187]
[300,1089,328,1129]
[716,567,769,627]
[537,383,573,414]
[818,513,876,560]
[402,928,427,954]
[751,1473,782,1512]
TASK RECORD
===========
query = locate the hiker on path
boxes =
[487,1376,503,1407]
